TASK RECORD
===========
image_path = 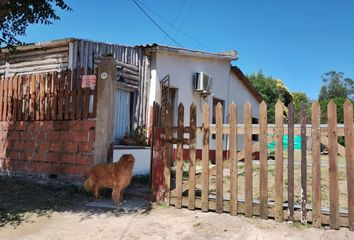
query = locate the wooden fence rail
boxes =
[153,99,354,230]
[0,69,97,121]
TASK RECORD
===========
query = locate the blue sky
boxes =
[20,0,354,99]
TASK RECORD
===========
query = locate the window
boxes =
[252,117,259,141]
[114,89,135,142]
[212,98,225,139]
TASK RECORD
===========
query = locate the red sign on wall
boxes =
[82,75,97,90]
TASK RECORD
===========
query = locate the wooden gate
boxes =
[151,100,354,230]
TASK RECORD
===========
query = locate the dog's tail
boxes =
[83,178,92,192]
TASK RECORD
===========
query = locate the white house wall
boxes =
[149,51,260,150]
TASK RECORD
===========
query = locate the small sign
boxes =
[100,72,108,80]
[82,75,97,90]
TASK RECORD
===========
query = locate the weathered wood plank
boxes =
[244,102,253,217]
[17,76,23,121]
[70,70,77,120]
[0,77,4,121]
[215,102,223,214]
[35,74,40,120]
[64,70,71,119]
[175,103,184,209]
[259,101,268,219]
[344,100,354,231]
[3,77,8,121]
[328,100,339,229]
[52,72,58,120]
[229,102,237,216]
[46,73,52,120]
[92,71,98,118]
[164,104,172,204]
[312,101,321,227]
[25,75,30,120]
[288,102,295,222]
[7,75,13,121]
[83,87,90,119]
[40,74,45,120]
[13,75,19,121]
[58,72,64,120]
[301,103,307,224]
[201,103,210,212]
[188,103,197,210]
[275,100,284,222]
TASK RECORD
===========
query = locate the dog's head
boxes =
[119,154,135,169]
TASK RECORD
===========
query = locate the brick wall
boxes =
[0,120,95,179]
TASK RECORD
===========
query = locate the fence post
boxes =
[328,100,339,229]
[201,103,210,212]
[301,103,307,224]
[188,103,197,210]
[244,102,253,217]
[275,100,284,222]
[229,102,238,216]
[344,100,354,230]
[288,102,295,222]
[216,102,224,214]
[93,57,117,164]
[175,103,184,209]
[312,102,321,227]
[259,101,268,219]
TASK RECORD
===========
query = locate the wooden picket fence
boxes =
[153,99,354,230]
[0,68,97,121]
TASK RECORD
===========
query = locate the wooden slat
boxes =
[17,76,23,121]
[188,103,197,210]
[164,104,172,204]
[215,102,223,214]
[175,103,184,209]
[76,69,84,120]
[7,76,13,121]
[301,103,307,224]
[312,101,321,227]
[0,77,4,121]
[229,102,237,216]
[64,70,71,119]
[328,100,339,229]
[274,100,284,222]
[52,72,58,120]
[92,71,98,118]
[244,102,253,217]
[13,75,18,121]
[83,88,90,119]
[46,73,52,120]
[40,74,45,120]
[3,77,8,121]
[288,102,295,222]
[344,100,354,231]
[58,72,64,120]
[25,75,30,120]
[70,70,77,120]
[35,74,40,120]
[201,103,210,212]
[259,101,268,219]
[30,75,35,120]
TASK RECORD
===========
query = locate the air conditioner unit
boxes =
[193,72,213,95]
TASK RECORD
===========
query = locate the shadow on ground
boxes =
[0,175,152,228]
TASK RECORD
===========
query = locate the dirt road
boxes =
[1,205,353,240]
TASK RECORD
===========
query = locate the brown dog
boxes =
[84,154,135,205]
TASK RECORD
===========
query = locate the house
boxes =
[143,44,263,156]
[0,38,263,178]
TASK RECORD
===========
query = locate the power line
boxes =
[131,0,183,47]
[136,0,210,50]
[174,0,197,38]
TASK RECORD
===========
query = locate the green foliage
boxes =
[248,71,293,123]
[0,0,71,49]
[292,91,312,123]
[131,125,148,146]
[318,71,354,123]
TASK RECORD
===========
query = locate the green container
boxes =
[267,135,301,150]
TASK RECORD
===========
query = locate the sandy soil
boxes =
[1,205,353,240]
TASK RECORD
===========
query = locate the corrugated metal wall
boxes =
[114,89,131,140]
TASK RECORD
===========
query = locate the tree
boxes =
[0,0,71,49]
[248,71,293,123]
[318,71,353,123]
[292,91,312,123]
